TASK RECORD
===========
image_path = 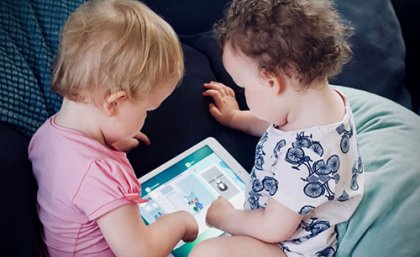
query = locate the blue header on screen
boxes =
[141,145,213,196]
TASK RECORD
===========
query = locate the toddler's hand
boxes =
[203,81,240,127]
[112,132,151,152]
[206,196,235,229]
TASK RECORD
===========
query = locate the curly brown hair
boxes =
[214,0,353,86]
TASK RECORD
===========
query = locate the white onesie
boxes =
[244,92,364,257]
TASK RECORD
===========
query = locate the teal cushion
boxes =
[0,0,84,136]
[335,86,420,256]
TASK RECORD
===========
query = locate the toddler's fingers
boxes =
[219,84,233,95]
[129,138,140,148]
[225,86,236,97]
[203,89,225,107]
[208,103,223,119]
[203,88,221,98]
[203,82,226,91]
[134,132,151,145]
[204,82,235,97]
[114,138,140,152]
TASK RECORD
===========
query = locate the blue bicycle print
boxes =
[290,217,330,244]
[337,190,349,202]
[285,132,341,200]
[247,165,280,210]
[252,175,279,196]
[351,156,363,190]
[293,132,324,156]
[247,187,263,210]
[280,242,291,252]
[336,123,353,153]
[316,246,336,257]
[271,139,286,167]
[248,137,286,210]
[299,205,315,215]
[304,155,340,199]
[255,132,268,170]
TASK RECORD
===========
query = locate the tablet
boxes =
[137,137,249,257]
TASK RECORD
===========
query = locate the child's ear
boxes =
[103,90,127,116]
[261,69,285,95]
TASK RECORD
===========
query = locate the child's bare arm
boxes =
[203,81,269,137]
[97,204,198,257]
[206,197,301,243]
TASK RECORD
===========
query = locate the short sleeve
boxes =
[73,159,146,221]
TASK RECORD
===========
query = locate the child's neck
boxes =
[55,99,106,145]
[280,79,345,131]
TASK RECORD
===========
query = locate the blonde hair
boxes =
[52,0,184,102]
[215,0,353,86]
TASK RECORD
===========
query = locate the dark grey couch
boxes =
[0,0,418,256]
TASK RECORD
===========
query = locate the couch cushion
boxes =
[180,0,413,112]
[335,86,420,256]
[0,124,43,257]
[141,0,229,35]
[0,0,84,137]
[0,0,414,136]
[332,0,411,109]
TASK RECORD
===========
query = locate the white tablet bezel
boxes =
[138,137,249,183]
[137,137,249,257]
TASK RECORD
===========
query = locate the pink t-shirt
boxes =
[28,116,146,257]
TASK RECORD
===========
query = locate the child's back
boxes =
[30,117,141,256]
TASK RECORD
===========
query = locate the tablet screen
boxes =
[138,144,247,257]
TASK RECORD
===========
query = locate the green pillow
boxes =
[335,86,420,256]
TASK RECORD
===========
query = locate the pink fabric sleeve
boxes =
[73,159,146,221]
